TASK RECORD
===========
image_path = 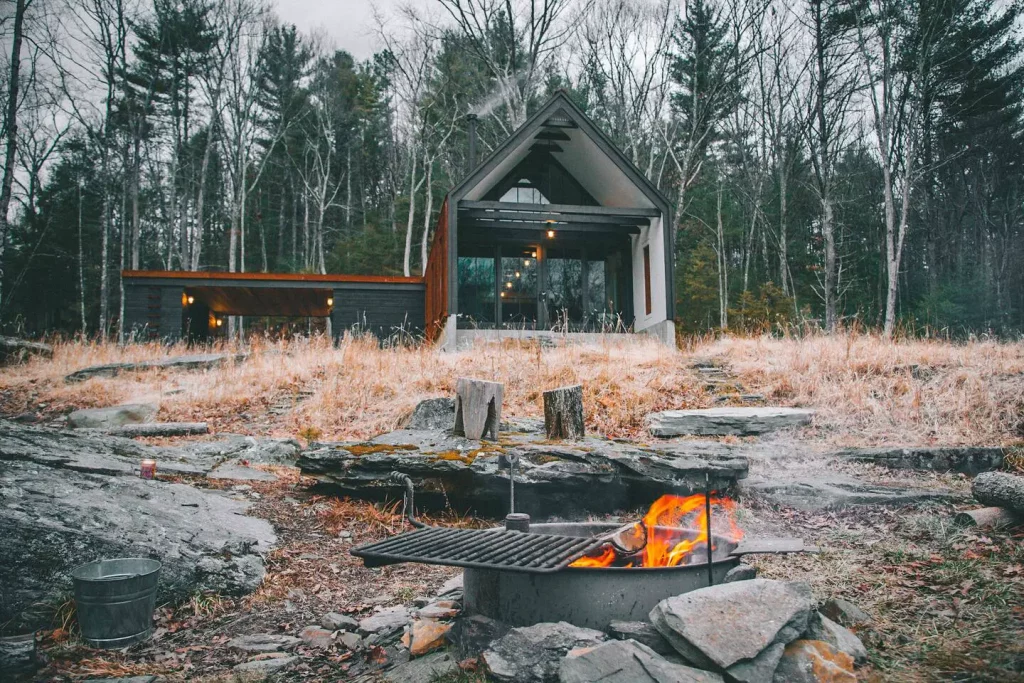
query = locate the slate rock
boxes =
[838,446,1005,475]
[339,631,363,650]
[227,633,301,653]
[448,614,510,658]
[647,407,814,437]
[723,564,758,583]
[358,606,411,636]
[207,462,278,481]
[972,471,1024,515]
[0,422,275,631]
[322,612,359,631]
[482,621,607,683]
[67,403,157,429]
[298,625,335,649]
[741,473,957,511]
[403,398,456,431]
[650,579,813,683]
[84,677,157,683]
[401,619,451,656]
[819,598,872,629]
[607,620,675,656]
[417,599,460,620]
[804,612,867,665]
[383,651,459,683]
[300,431,748,517]
[559,639,725,683]
[772,640,855,683]
[437,573,464,596]
[66,352,248,383]
[232,655,298,673]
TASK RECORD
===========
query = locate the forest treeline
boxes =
[1,0,1022,338]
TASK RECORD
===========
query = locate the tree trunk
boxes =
[0,0,28,320]
[543,384,585,440]
[78,180,87,333]
[823,193,837,332]
[454,377,503,441]
[420,155,433,275]
[403,149,418,277]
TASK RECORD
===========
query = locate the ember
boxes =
[569,494,743,568]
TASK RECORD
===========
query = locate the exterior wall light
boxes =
[216,318,223,328]
[327,297,334,307]
[187,295,195,305]
[547,229,555,238]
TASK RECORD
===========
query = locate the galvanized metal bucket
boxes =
[71,558,161,648]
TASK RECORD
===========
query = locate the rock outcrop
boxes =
[647,407,814,437]
[740,473,958,511]
[838,446,1005,475]
[65,352,247,383]
[299,429,749,517]
[0,421,276,631]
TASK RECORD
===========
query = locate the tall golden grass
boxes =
[0,332,1020,446]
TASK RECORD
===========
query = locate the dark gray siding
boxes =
[124,283,183,342]
[331,284,425,341]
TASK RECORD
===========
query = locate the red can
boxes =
[140,459,157,480]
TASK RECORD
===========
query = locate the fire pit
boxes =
[352,473,813,630]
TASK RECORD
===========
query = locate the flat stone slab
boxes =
[0,421,276,631]
[65,352,247,383]
[560,639,725,683]
[837,446,1005,475]
[483,621,607,683]
[67,403,157,429]
[208,461,279,481]
[300,428,750,517]
[647,407,814,437]
[741,474,959,511]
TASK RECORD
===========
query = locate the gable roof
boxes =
[450,91,671,214]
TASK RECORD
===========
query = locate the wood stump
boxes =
[544,384,585,440]
[953,507,1022,529]
[454,377,503,441]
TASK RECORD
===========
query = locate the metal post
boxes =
[705,472,714,587]
[466,113,479,174]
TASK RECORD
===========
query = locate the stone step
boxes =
[647,407,814,437]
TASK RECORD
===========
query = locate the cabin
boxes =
[122,92,675,348]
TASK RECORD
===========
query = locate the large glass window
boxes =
[457,254,496,326]
[545,248,583,328]
[500,253,538,326]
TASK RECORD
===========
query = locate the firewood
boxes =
[107,422,209,437]
[543,384,585,440]
[454,378,502,441]
[971,471,1024,515]
[953,506,1022,529]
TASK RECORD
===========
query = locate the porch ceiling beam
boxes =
[460,200,660,218]
[461,220,640,235]
[460,209,647,225]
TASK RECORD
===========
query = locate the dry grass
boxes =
[1,331,1021,446]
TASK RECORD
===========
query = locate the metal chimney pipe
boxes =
[466,113,479,174]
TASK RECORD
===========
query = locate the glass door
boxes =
[500,247,539,328]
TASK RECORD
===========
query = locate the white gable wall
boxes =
[632,217,669,332]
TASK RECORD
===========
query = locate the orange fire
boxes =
[569,493,743,568]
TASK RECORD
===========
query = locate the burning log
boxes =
[107,422,209,438]
[971,471,1024,515]
[543,384,584,440]
[453,377,503,441]
[953,506,1022,530]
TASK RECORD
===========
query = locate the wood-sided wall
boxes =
[423,197,449,342]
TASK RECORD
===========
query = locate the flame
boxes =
[569,494,743,569]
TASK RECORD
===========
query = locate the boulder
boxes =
[0,335,52,365]
[804,613,867,665]
[741,473,958,511]
[67,403,158,429]
[0,421,275,631]
[300,430,749,517]
[559,639,725,683]
[65,352,247,383]
[482,621,607,683]
[972,471,1024,515]
[607,620,676,656]
[650,579,813,683]
[838,446,1005,475]
[322,612,359,631]
[647,407,814,437]
[723,564,758,583]
[383,651,459,683]
[819,599,872,629]
[772,640,855,683]
[358,606,411,636]
[403,398,456,431]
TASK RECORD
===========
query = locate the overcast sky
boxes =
[273,0,432,60]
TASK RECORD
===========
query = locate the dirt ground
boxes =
[3,335,1023,682]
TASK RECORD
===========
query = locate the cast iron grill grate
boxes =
[351,527,603,573]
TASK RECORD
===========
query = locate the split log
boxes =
[107,422,209,437]
[971,471,1024,515]
[543,384,585,440]
[953,507,1022,530]
[454,378,502,441]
